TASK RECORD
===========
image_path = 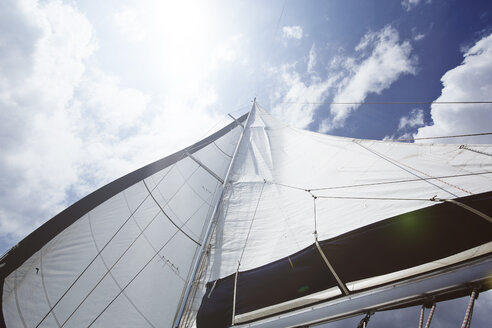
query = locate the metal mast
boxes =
[173,99,256,327]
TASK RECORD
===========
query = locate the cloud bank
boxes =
[282,25,303,40]
[320,26,417,132]
[415,33,492,144]
[0,0,222,253]
[269,26,416,133]
[401,0,424,11]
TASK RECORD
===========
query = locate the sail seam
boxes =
[39,247,62,327]
[174,160,214,207]
[86,213,203,328]
[353,141,460,198]
[213,141,233,158]
[14,271,28,328]
[144,180,201,245]
[87,212,157,328]
[60,185,204,327]
[34,158,182,327]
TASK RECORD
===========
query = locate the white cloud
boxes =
[282,25,303,40]
[0,0,222,254]
[215,34,247,65]
[320,26,417,132]
[383,108,425,141]
[0,0,96,249]
[398,108,425,130]
[307,43,317,73]
[270,63,334,129]
[401,0,422,11]
[114,6,146,42]
[411,27,426,41]
[415,33,492,144]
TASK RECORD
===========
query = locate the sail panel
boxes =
[1,115,247,327]
[205,105,492,279]
[189,104,492,327]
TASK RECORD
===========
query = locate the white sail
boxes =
[189,103,492,327]
[0,116,245,327]
[1,103,491,328]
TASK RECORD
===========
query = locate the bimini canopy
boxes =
[1,103,491,328]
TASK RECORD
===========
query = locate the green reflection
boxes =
[298,285,309,293]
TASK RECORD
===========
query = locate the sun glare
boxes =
[146,1,217,86]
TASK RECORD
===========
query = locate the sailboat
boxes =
[1,101,491,327]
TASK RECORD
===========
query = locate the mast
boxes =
[173,100,256,328]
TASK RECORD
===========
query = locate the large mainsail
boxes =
[0,115,246,327]
[1,102,491,328]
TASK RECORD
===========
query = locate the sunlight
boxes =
[147,0,218,87]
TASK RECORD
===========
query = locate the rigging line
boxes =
[273,0,287,45]
[310,172,492,191]
[266,180,308,191]
[388,132,492,142]
[67,186,205,328]
[315,240,350,296]
[460,144,492,157]
[431,197,492,224]
[173,103,256,328]
[87,212,157,328]
[281,101,492,105]
[60,195,187,328]
[86,214,200,328]
[184,109,245,155]
[310,194,350,296]
[461,290,478,328]
[313,196,318,235]
[180,183,224,327]
[193,103,249,143]
[232,269,239,325]
[238,180,266,265]
[353,141,459,198]
[233,180,266,324]
[266,171,492,193]
[315,195,434,201]
[424,303,436,328]
[34,157,182,328]
[418,306,425,328]
[144,180,201,246]
[253,0,286,98]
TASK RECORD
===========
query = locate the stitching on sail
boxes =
[87,212,157,328]
[39,248,62,327]
[353,141,460,197]
[34,157,184,327]
[14,271,28,328]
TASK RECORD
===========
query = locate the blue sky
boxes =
[1,0,492,326]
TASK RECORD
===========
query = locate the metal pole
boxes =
[173,100,256,328]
